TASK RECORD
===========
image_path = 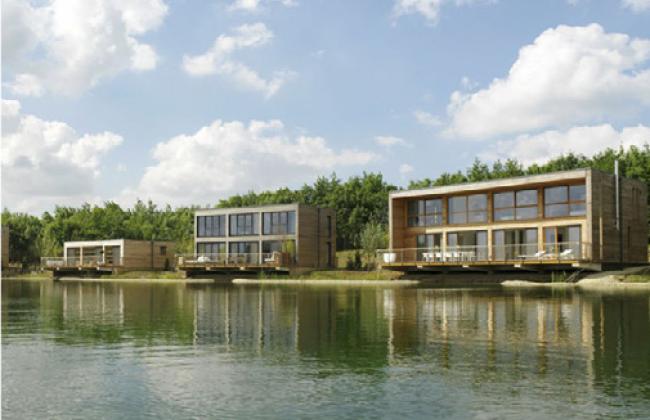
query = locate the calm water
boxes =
[2,280,650,419]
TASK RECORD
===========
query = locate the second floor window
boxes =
[197,215,226,237]
[229,213,259,236]
[544,184,586,217]
[449,194,487,224]
[407,199,443,227]
[494,189,538,221]
[263,211,296,235]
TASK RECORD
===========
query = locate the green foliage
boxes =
[358,222,387,270]
[218,172,397,249]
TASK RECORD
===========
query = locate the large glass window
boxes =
[446,230,488,261]
[229,241,259,264]
[449,194,487,224]
[229,213,259,236]
[262,211,296,235]
[494,189,538,221]
[493,228,538,260]
[544,184,586,218]
[416,233,442,261]
[543,225,582,258]
[197,242,226,255]
[197,215,226,237]
[407,199,443,227]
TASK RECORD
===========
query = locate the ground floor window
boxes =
[197,242,225,255]
[447,231,488,261]
[262,240,296,263]
[543,225,581,258]
[493,228,538,260]
[416,233,441,261]
[229,242,259,264]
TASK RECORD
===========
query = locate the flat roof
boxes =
[195,203,324,215]
[64,239,173,247]
[390,168,591,199]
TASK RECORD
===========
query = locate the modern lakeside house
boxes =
[380,169,648,272]
[177,204,336,275]
[42,239,176,275]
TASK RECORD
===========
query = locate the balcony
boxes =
[177,252,291,269]
[378,241,591,268]
[41,256,123,269]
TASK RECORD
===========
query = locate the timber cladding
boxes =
[590,170,648,264]
[193,203,336,269]
[122,240,176,270]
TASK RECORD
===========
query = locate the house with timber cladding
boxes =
[177,203,336,275]
[380,168,648,272]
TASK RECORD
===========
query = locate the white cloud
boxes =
[182,23,293,98]
[2,0,168,97]
[399,163,415,178]
[228,0,297,12]
[392,0,491,25]
[622,0,650,12]
[481,124,650,165]
[445,24,650,139]
[1,99,123,213]
[375,136,410,147]
[123,119,377,205]
[414,110,442,127]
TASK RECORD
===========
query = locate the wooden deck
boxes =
[381,258,601,272]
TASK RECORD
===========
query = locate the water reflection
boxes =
[2,280,650,417]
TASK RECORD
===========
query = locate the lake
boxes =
[2,279,650,419]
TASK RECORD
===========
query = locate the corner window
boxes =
[262,211,296,235]
[197,215,226,237]
[544,184,586,218]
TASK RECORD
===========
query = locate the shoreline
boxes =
[232,278,419,286]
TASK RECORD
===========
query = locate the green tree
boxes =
[358,222,387,270]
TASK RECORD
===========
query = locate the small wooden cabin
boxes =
[42,239,175,275]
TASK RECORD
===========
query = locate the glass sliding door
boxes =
[229,242,259,264]
[493,228,538,261]
[446,231,487,262]
[416,233,441,262]
[543,225,581,259]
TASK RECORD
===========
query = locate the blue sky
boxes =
[2,0,650,213]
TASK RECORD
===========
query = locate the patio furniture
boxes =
[383,253,397,264]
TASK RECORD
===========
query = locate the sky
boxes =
[2,0,650,214]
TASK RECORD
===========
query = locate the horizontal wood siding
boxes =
[122,240,176,270]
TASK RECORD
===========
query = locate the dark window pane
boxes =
[545,186,568,204]
[516,206,538,220]
[198,216,205,237]
[449,197,467,213]
[569,184,586,201]
[516,190,537,206]
[569,203,586,216]
[494,192,514,209]
[494,208,514,221]
[468,194,487,210]
[450,213,467,224]
[545,203,569,217]
[468,211,487,223]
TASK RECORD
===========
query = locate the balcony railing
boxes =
[377,241,591,265]
[177,252,289,267]
[41,256,123,268]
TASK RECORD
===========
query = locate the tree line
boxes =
[2,145,649,267]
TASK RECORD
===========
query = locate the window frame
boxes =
[493,189,538,222]
[407,198,443,227]
[448,194,488,225]
[544,184,586,218]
